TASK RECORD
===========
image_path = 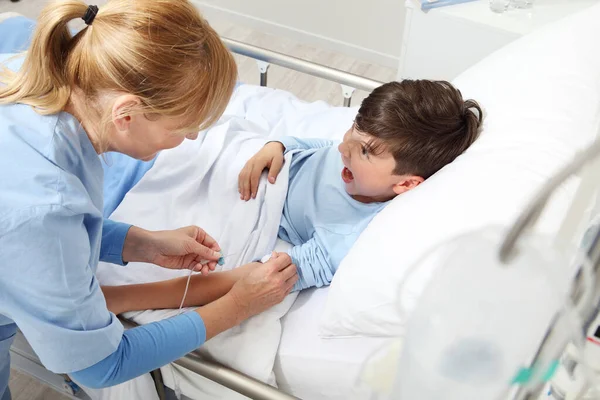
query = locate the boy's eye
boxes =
[361,145,369,156]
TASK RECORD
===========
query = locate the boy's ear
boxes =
[392,175,424,195]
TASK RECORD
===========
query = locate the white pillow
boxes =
[319,3,600,338]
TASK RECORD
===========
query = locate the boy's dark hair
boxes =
[355,80,482,179]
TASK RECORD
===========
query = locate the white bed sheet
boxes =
[274,287,388,400]
[162,285,389,400]
[153,85,388,399]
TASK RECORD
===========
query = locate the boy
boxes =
[102,80,483,313]
[239,79,482,290]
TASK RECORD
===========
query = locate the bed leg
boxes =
[150,368,168,400]
[257,60,270,87]
[341,84,355,107]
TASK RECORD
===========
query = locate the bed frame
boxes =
[223,37,383,107]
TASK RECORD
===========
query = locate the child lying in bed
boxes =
[237,79,483,291]
[102,80,482,314]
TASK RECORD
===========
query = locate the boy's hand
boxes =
[238,141,285,201]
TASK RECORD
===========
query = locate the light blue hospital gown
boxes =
[277,137,388,291]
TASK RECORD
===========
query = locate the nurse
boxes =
[0,0,297,398]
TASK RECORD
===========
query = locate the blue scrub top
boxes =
[0,19,210,386]
[0,54,131,373]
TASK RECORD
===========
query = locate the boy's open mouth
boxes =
[342,166,354,183]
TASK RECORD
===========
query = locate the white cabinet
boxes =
[397,0,598,81]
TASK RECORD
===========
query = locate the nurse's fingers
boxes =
[279,263,297,281]
[204,260,217,271]
[193,260,212,273]
[187,239,221,261]
[193,227,220,251]
[285,273,299,292]
[200,264,210,275]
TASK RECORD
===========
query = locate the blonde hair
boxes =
[0,0,237,137]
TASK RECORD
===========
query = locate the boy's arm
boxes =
[284,232,347,291]
[239,137,334,201]
[102,263,256,315]
[274,137,335,154]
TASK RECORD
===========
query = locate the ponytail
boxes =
[0,0,237,137]
[0,0,89,114]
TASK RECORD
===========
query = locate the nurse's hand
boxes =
[123,226,222,274]
[197,252,297,340]
[229,252,297,317]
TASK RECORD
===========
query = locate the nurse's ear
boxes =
[112,95,142,133]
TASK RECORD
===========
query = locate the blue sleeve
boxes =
[275,137,335,154]
[101,152,157,218]
[70,312,206,389]
[287,231,351,291]
[101,219,131,266]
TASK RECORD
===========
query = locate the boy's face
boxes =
[337,125,423,203]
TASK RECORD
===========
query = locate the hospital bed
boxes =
[6,1,600,398]
[147,38,387,400]
[108,37,386,400]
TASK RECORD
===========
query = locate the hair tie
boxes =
[82,5,99,26]
[463,99,483,125]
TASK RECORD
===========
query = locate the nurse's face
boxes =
[108,95,200,161]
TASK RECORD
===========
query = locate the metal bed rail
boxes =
[174,354,299,400]
[222,37,385,107]
[117,317,300,400]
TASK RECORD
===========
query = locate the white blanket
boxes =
[95,84,358,399]
[96,114,298,386]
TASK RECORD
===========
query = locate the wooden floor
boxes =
[0,1,396,399]
[7,370,71,400]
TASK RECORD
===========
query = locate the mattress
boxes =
[161,286,389,400]
[274,287,388,400]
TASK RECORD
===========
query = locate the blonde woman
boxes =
[0,1,297,397]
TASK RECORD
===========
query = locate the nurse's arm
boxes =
[72,255,296,389]
[2,207,295,389]
[101,263,255,315]
[100,218,132,265]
